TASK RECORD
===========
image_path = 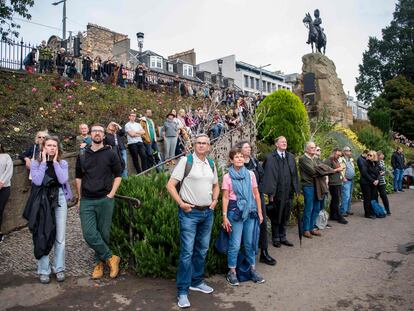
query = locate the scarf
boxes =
[229,165,257,220]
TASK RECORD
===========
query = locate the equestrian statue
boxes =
[303,9,327,54]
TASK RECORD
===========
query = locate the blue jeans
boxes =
[302,186,321,232]
[393,169,404,191]
[211,124,223,139]
[144,140,160,168]
[340,180,353,215]
[177,208,214,295]
[227,206,256,269]
[37,189,67,275]
[120,149,128,177]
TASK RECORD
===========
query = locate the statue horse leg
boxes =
[311,41,314,53]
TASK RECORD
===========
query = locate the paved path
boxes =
[1,190,413,311]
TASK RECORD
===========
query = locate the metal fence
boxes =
[0,39,36,71]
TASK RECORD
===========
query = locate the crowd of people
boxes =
[1,115,413,308]
[392,132,414,148]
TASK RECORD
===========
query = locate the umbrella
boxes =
[296,195,303,247]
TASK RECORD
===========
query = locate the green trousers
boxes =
[80,197,114,263]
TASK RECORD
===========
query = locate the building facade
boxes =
[346,95,369,120]
[197,55,292,95]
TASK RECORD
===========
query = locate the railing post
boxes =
[19,38,24,71]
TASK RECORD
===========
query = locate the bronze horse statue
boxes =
[303,12,327,54]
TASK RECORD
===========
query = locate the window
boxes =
[262,81,266,91]
[150,56,163,69]
[168,63,174,72]
[250,77,254,89]
[244,75,249,87]
[183,64,193,77]
[267,82,271,93]
[256,79,259,90]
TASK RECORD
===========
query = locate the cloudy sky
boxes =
[15,0,396,97]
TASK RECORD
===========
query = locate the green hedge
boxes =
[111,172,227,278]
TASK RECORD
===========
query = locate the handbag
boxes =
[214,228,229,254]
[371,200,386,217]
[316,210,329,230]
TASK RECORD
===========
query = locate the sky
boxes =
[13,0,396,97]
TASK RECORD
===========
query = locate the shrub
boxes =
[256,90,310,155]
[353,124,392,157]
[111,171,227,278]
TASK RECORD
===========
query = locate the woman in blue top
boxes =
[222,146,264,286]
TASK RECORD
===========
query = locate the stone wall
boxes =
[294,53,353,127]
[82,23,129,63]
[2,124,254,233]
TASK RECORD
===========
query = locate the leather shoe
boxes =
[338,217,348,224]
[280,240,294,247]
[311,230,322,236]
[365,215,376,219]
[272,240,281,248]
[303,231,313,239]
[260,250,276,266]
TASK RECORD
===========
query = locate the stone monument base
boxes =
[293,53,353,127]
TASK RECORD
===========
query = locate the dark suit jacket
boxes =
[261,150,299,196]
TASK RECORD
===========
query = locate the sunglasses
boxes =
[367,154,373,157]
[316,149,321,151]
[37,136,45,139]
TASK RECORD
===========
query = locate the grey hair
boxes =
[304,141,315,152]
[194,133,210,144]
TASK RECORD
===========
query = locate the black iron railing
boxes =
[0,38,37,71]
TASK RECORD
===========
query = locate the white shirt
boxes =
[125,121,144,144]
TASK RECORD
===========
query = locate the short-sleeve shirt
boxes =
[125,121,143,144]
[171,153,218,206]
[222,171,257,201]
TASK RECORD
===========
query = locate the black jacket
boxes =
[367,160,380,182]
[104,130,126,150]
[19,144,41,162]
[391,152,405,169]
[261,151,299,196]
[23,176,59,259]
[75,146,122,199]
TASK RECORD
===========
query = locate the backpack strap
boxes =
[183,153,193,180]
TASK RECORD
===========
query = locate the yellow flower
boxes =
[90,86,97,91]
[78,101,83,106]
[14,127,20,132]
[333,125,366,150]
[39,107,44,111]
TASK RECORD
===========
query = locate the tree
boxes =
[368,75,414,139]
[0,0,34,41]
[355,0,414,103]
[255,89,310,154]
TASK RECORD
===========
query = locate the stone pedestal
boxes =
[293,53,353,127]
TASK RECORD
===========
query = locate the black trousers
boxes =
[329,185,342,220]
[269,199,291,242]
[378,184,390,214]
[258,192,268,250]
[0,187,11,232]
[360,183,373,217]
[128,142,148,174]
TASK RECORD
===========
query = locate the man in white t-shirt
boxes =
[124,112,148,173]
[166,134,219,309]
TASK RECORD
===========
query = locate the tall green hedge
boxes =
[111,172,227,278]
[255,90,310,154]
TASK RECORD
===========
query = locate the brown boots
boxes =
[91,255,120,279]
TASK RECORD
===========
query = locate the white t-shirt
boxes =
[171,153,218,206]
[125,121,144,144]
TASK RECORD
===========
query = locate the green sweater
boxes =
[299,154,316,187]
[325,158,342,186]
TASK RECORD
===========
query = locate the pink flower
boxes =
[67,95,73,100]
[32,87,37,93]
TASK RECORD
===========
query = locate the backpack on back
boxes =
[175,153,215,193]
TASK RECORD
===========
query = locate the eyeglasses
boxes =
[195,141,209,146]
[91,129,104,133]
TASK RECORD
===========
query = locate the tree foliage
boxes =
[255,89,310,155]
[355,0,414,103]
[0,0,34,41]
[368,75,414,139]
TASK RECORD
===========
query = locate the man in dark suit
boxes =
[357,150,375,219]
[262,136,299,248]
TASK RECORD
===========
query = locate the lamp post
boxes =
[259,63,271,96]
[52,0,67,40]
[136,32,144,64]
[217,58,223,88]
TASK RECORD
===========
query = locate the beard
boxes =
[92,136,103,144]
